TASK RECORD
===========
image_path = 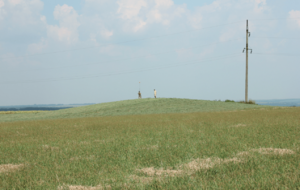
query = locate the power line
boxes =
[2,38,245,73]
[0,21,244,61]
[250,17,300,21]
[253,53,300,56]
[0,53,243,85]
[252,37,300,39]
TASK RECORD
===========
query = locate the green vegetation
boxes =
[1,104,299,189]
[224,99,235,103]
[0,98,266,122]
[239,99,256,104]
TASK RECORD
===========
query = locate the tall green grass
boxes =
[1,107,299,189]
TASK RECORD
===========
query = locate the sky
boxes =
[0,0,299,105]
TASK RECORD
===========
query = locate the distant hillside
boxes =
[0,107,72,111]
[0,103,94,111]
[0,98,267,122]
[256,99,300,107]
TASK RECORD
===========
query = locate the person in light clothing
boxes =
[138,91,142,99]
[154,89,157,98]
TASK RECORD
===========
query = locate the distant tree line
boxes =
[0,107,71,111]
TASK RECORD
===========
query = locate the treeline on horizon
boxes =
[0,107,72,111]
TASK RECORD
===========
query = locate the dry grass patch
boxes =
[42,145,59,151]
[236,148,295,158]
[231,124,247,127]
[0,164,24,173]
[183,157,242,173]
[16,131,28,136]
[133,147,293,183]
[136,167,182,177]
[254,148,295,155]
[136,156,242,179]
[132,147,294,185]
[93,139,114,144]
[58,184,111,190]
[140,145,159,150]
[236,151,251,157]
[37,180,45,185]
[80,141,90,145]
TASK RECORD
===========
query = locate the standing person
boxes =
[138,91,142,99]
[154,89,157,98]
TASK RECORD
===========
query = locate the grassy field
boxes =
[0,99,299,189]
[0,98,266,122]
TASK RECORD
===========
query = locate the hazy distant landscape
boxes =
[256,99,300,107]
[0,99,298,112]
[0,103,94,111]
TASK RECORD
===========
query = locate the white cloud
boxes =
[117,0,147,19]
[0,0,5,8]
[1,0,43,26]
[117,0,186,31]
[146,0,183,25]
[188,9,203,29]
[101,29,114,38]
[46,4,80,44]
[0,0,5,21]
[47,26,74,42]
[154,0,173,8]
[289,10,300,28]
[27,38,47,53]
[133,18,146,31]
[187,1,222,29]
[53,4,80,29]
[8,0,21,6]
[116,0,148,31]
[200,1,222,12]
[40,15,46,23]
[254,0,267,13]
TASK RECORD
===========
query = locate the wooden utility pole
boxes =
[243,20,252,103]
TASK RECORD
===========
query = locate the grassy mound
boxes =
[0,98,267,122]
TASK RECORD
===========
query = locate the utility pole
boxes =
[243,20,252,103]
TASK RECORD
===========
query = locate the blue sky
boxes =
[0,0,299,105]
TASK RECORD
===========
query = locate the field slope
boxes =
[0,98,266,122]
[0,106,299,189]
